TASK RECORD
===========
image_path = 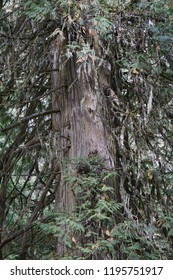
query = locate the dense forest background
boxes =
[0,0,173,260]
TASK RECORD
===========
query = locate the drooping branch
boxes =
[0,109,60,133]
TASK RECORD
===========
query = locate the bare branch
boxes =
[1,109,60,133]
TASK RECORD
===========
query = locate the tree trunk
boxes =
[50,33,119,257]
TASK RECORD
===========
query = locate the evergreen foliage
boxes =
[0,0,173,259]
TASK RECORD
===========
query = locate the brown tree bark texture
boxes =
[51,36,117,256]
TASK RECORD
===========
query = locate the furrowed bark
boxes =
[51,32,119,257]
